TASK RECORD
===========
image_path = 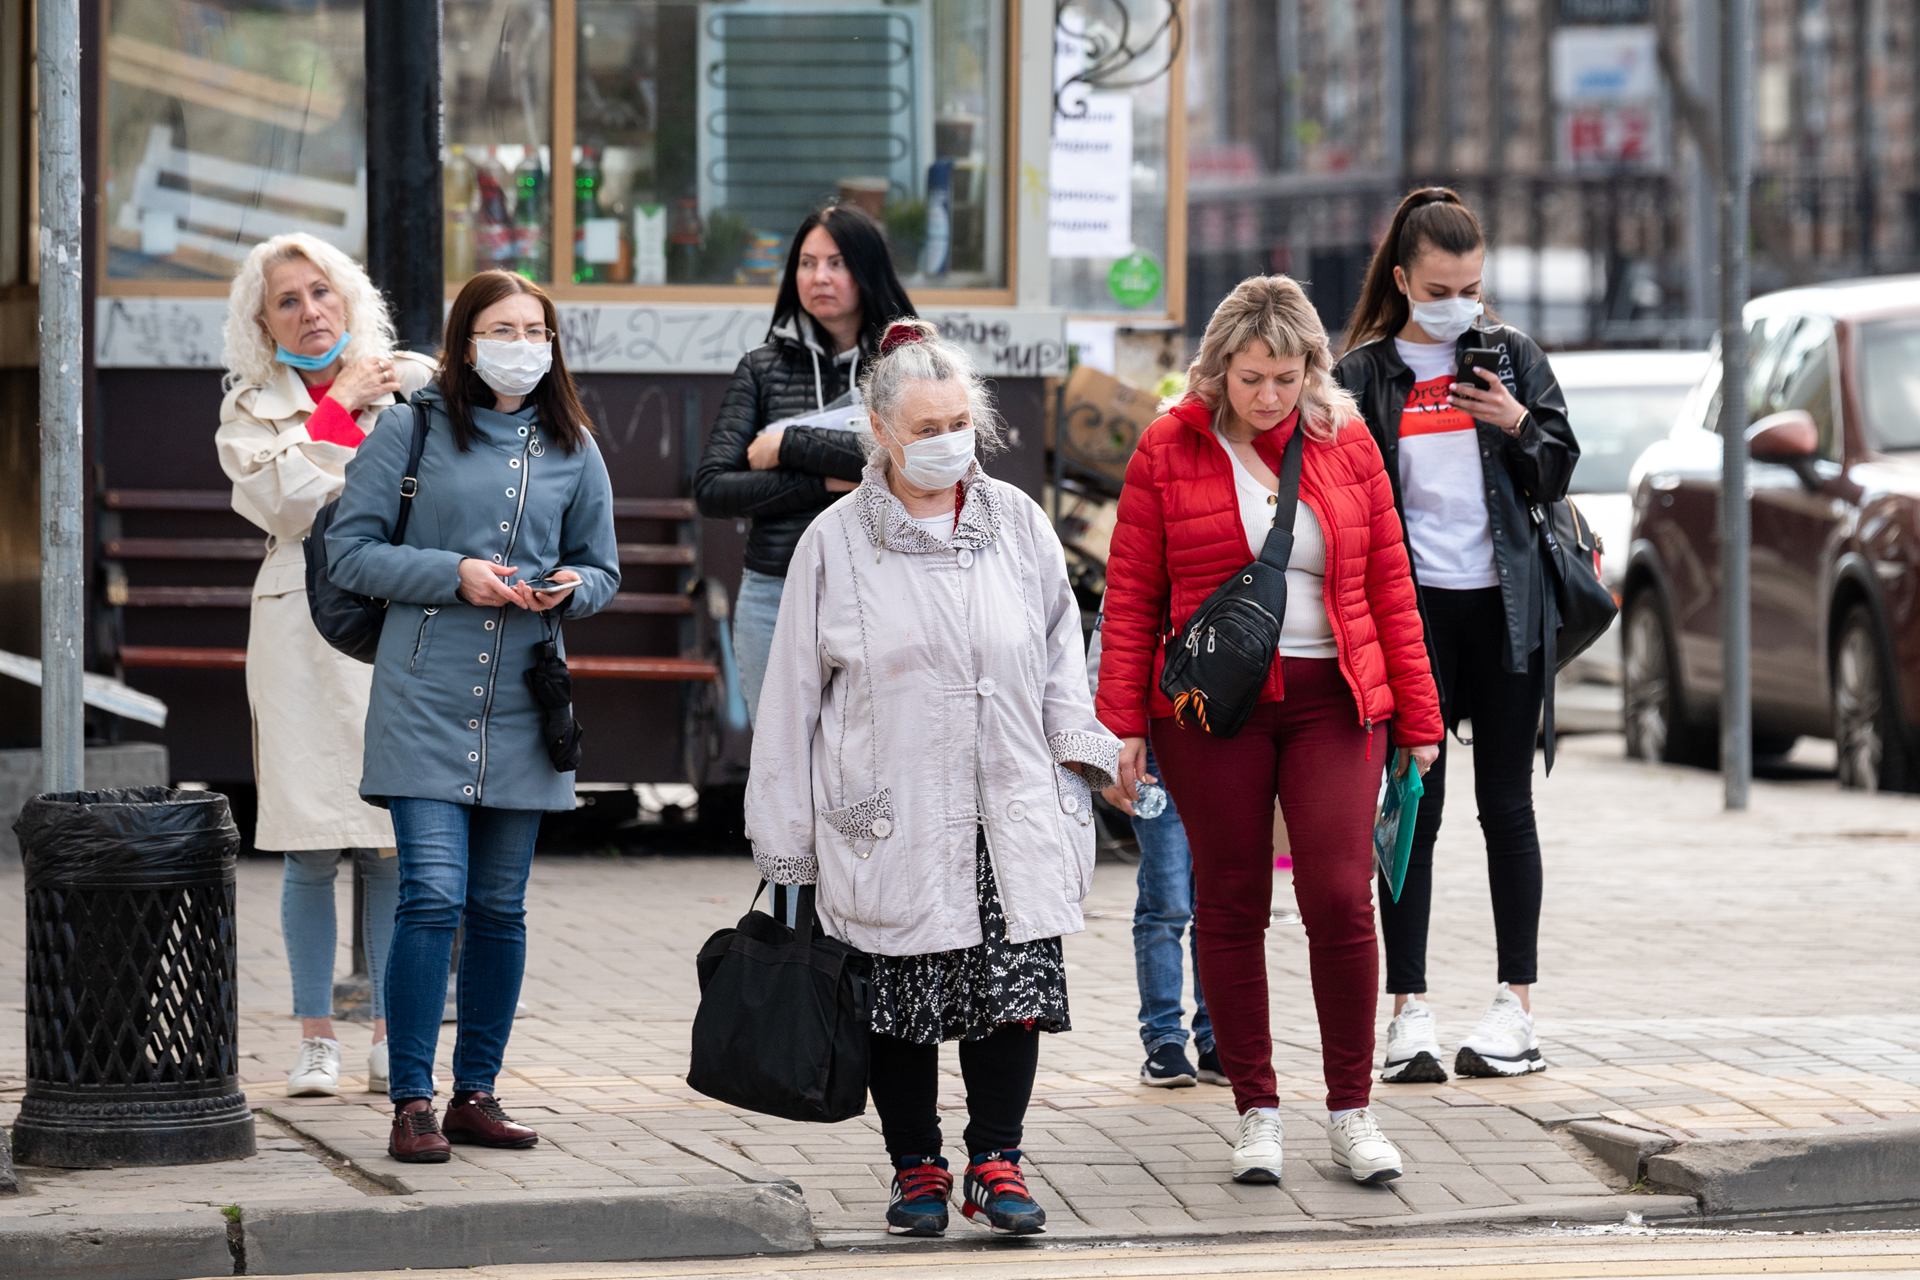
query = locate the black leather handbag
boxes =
[1534,496,1617,772]
[304,400,430,663]
[1157,425,1307,739]
[688,883,872,1124]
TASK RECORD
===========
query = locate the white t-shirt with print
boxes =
[1393,338,1498,590]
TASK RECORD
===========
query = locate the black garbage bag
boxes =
[14,786,241,888]
[524,619,584,773]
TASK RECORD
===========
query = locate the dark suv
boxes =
[1622,275,1920,790]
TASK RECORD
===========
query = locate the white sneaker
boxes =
[287,1037,342,1097]
[1328,1108,1403,1183]
[1455,984,1547,1077]
[1229,1109,1285,1184]
[1379,999,1448,1083]
[368,1041,389,1094]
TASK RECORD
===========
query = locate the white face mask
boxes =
[892,426,976,490]
[472,338,552,397]
[1406,296,1483,343]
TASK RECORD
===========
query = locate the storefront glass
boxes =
[103,0,367,280]
[568,0,1006,288]
[443,0,554,283]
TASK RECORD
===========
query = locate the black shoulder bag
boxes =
[1533,497,1617,772]
[304,400,430,664]
[687,882,873,1123]
[1158,425,1307,739]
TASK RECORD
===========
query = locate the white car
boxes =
[1549,350,1712,724]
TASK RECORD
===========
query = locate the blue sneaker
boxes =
[961,1149,1046,1235]
[886,1155,951,1236]
[1140,1042,1198,1088]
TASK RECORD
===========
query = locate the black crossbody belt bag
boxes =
[1158,425,1307,739]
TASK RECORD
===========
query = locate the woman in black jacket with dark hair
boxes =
[1333,186,1577,1089]
[694,202,915,723]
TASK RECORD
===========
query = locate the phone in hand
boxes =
[1457,347,1502,388]
[526,577,578,596]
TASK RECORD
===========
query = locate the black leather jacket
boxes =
[694,317,872,578]
[1333,323,1578,678]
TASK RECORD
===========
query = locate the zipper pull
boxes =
[1364,719,1373,761]
[1206,626,1216,654]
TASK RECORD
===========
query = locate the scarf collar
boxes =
[853,456,1002,555]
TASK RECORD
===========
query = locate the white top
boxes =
[1393,337,1498,590]
[1213,429,1337,659]
[905,510,956,544]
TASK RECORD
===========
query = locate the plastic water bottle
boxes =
[1133,781,1168,820]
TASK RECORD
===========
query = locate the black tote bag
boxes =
[688,883,873,1124]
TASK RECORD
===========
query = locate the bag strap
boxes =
[1253,422,1309,574]
[1533,504,1560,775]
[391,398,429,547]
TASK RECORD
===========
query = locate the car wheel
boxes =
[1623,589,1712,767]
[1832,604,1916,792]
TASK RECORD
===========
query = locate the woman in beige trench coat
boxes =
[217,232,435,1099]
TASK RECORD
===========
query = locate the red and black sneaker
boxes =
[961,1149,1046,1235]
[886,1154,952,1236]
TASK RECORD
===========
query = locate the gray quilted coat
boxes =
[744,457,1121,956]
[325,385,620,811]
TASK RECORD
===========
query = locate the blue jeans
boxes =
[281,849,399,1021]
[733,567,785,725]
[385,800,543,1101]
[1132,750,1212,1054]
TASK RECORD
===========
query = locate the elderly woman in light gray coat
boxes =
[327,270,619,1165]
[747,319,1120,1239]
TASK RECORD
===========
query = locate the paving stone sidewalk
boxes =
[3,732,1918,1238]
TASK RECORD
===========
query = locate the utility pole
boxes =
[1717,0,1754,810]
[365,0,445,350]
[38,0,84,794]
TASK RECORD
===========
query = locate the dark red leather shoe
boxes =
[388,1099,452,1163]
[441,1093,540,1149]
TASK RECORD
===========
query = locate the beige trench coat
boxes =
[215,355,436,851]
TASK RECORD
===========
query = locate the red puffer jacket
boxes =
[1096,395,1443,745]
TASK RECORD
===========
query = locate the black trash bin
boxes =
[11,786,256,1167]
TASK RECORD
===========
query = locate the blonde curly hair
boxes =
[221,233,397,391]
[1177,275,1358,443]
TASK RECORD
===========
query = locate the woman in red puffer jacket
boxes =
[1097,275,1442,1189]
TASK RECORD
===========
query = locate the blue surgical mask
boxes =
[276,331,352,371]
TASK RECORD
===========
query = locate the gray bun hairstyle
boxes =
[859,318,1006,458]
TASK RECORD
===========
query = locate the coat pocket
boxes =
[1053,765,1095,900]
[408,607,440,675]
[817,787,895,924]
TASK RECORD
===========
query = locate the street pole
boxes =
[364,0,444,351]
[1716,0,1753,810]
[38,0,84,794]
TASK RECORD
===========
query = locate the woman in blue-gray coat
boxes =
[327,269,619,1163]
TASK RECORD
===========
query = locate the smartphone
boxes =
[1457,347,1502,387]
[526,578,578,596]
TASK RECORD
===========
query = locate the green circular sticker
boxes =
[1107,251,1162,309]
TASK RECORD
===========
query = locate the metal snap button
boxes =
[468,719,479,729]
[499,522,510,532]
[492,554,503,562]
[518,427,528,436]
[463,786,474,796]
[1007,801,1026,821]
[478,653,489,663]
[484,620,495,630]
[468,752,479,762]
[473,686,484,696]
[957,548,974,568]
[871,817,892,838]
[506,488,515,497]
[976,677,996,697]
[510,459,520,469]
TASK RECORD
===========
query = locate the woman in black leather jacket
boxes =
[1332,187,1577,1090]
[694,203,914,722]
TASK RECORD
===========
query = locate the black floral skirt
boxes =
[867,828,1071,1046]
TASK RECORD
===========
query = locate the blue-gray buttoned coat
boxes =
[326,385,620,811]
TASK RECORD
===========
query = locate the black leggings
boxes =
[1380,585,1544,993]
[867,1024,1040,1160]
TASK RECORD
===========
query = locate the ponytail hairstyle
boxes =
[1341,187,1489,353]
[1180,275,1358,444]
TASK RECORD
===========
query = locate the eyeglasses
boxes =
[473,325,552,343]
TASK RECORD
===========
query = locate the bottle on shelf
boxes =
[573,145,603,284]
[512,149,548,281]
[444,145,477,281]
[475,147,514,269]
[606,196,635,283]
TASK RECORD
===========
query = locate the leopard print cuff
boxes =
[753,848,818,886]
[1049,730,1120,792]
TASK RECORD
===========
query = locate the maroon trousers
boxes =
[1151,658,1384,1113]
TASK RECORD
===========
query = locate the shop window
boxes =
[102,0,367,280]
[443,0,553,283]
[564,0,1005,289]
